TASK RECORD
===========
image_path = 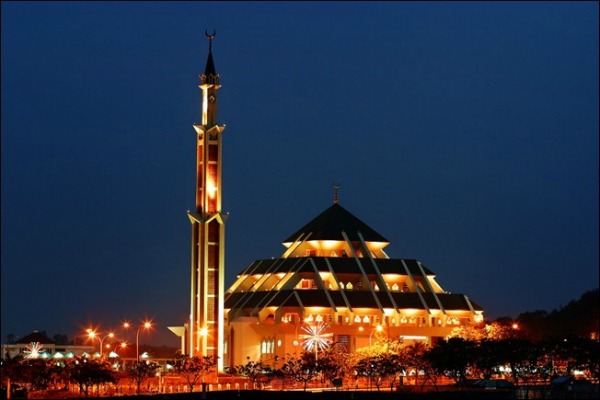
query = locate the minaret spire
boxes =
[203,29,217,77]
[333,182,340,204]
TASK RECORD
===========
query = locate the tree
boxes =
[125,360,160,394]
[280,353,319,391]
[353,353,404,391]
[52,333,70,345]
[424,337,475,386]
[169,355,216,392]
[317,343,352,387]
[2,356,53,393]
[231,357,270,389]
[471,339,506,379]
[65,357,116,397]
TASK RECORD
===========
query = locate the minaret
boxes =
[188,30,226,371]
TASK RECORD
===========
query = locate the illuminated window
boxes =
[362,316,370,324]
[339,282,345,290]
[354,315,361,323]
[392,283,399,291]
[346,282,354,290]
[330,251,337,257]
[337,335,349,351]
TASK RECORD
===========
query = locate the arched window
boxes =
[392,283,399,291]
[346,282,354,290]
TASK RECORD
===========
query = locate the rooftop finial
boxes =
[205,29,216,51]
[333,182,340,204]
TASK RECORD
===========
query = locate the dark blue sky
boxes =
[2,2,598,347]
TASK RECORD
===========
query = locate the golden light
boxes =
[358,326,364,332]
[144,322,152,329]
[199,327,208,336]
[376,325,384,333]
[87,330,96,338]
[123,322,130,329]
[207,181,217,198]
[512,323,519,330]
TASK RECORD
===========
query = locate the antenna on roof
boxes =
[333,182,340,204]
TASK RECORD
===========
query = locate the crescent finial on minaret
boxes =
[333,182,340,204]
[205,29,216,50]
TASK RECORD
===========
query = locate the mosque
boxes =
[170,34,484,371]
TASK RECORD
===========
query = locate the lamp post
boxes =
[87,330,115,357]
[369,325,383,348]
[124,321,152,362]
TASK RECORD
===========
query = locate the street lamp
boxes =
[87,329,115,357]
[124,321,152,362]
[369,325,383,347]
[106,341,127,356]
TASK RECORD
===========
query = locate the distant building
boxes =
[1,331,93,360]
[170,34,484,371]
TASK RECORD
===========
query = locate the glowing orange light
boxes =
[207,181,217,198]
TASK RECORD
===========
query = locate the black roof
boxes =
[225,289,483,312]
[236,257,434,276]
[283,203,388,243]
[16,331,56,345]
[204,48,216,76]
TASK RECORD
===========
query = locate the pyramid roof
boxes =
[283,203,388,244]
[16,331,56,345]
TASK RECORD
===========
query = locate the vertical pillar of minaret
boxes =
[188,31,226,372]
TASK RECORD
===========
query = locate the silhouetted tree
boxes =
[125,360,160,394]
[168,355,216,392]
[424,337,475,386]
[65,357,116,397]
[280,353,319,391]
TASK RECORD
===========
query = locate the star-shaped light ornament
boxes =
[24,342,44,359]
[299,321,333,357]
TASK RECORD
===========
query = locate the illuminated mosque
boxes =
[170,33,484,371]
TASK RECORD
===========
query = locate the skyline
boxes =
[2,2,598,347]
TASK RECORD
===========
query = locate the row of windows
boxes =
[295,279,411,292]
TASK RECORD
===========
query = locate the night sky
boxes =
[2,2,598,347]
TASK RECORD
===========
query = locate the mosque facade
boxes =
[172,35,484,371]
